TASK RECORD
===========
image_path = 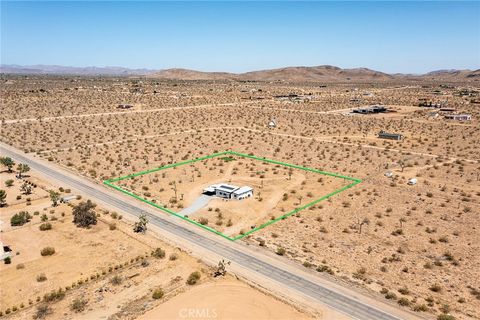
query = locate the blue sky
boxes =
[1,1,479,73]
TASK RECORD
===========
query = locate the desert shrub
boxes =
[110,275,123,285]
[39,223,52,231]
[40,247,55,256]
[72,200,97,228]
[413,304,428,312]
[4,256,11,264]
[398,297,411,306]
[43,289,65,302]
[152,248,166,259]
[199,217,208,225]
[152,288,164,299]
[430,284,442,293]
[186,271,201,285]
[169,253,178,261]
[109,223,116,230]
[36,273,47,282]
[398,287,410,295]
[276,247,286,256]
[385,292,397,300]
[316,264,335,275]
[34,305,52,319]
[391,229,404,236]
[10,211,32,226]
[70,298,88,312]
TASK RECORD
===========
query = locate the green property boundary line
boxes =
[104,151,362,241]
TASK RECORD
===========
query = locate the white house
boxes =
[203,184,253,200]
[407,178,417,185]
[444,114,472,121]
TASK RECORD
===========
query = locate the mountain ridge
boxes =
[1,64,478,81]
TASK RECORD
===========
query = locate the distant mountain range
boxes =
[0,64,157,76]
[1,64,479,82]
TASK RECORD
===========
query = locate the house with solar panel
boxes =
[203,184,253,200]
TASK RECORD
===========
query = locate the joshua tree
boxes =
[21,182,32,195]
[49,190,61,206]
[358,217,370,234]
[0,189,6,207]
[213,259,230,277]
[16,163,30,178]
[133,213,149,233]
[0,157,15,172]
[170,181,178,201]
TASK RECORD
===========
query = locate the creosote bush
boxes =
[152,288,164,299]
[186,271,201,285]
[40,247,55,256]
[70,298,88,313]
[152,247,166,259]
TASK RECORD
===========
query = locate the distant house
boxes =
[118,104,134,109]
[268,118,277,129]
[378,131,403,140]
[407,178,417,185]
[203,184,253,200]
[353,105,388,114]
[444,114,472,121]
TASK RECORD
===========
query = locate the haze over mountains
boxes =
[0,64,156,76]
[1,64,479,82]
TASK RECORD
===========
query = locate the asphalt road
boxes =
[1,144,405,320]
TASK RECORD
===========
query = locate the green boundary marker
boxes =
[104,151,361,241]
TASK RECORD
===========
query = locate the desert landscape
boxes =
[0,167,317,319]
[1,66,479,320]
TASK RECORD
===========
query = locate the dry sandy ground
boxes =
[137,277,322,320]
[0,169,316,320]
[1,76,479,320]
[116,156,344,237]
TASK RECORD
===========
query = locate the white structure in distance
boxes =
[268,118,277,129]
[203,184,254,200]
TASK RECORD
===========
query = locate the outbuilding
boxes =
[118,104,134,109]
[378,131,404,140]
[444,114,472,121]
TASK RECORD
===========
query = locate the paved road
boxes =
[1,144,406,320]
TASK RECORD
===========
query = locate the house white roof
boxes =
[204,184,253,195]
[233,186,253,195]
[216,184,240,193]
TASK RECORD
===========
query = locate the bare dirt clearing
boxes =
[138,276,320,320]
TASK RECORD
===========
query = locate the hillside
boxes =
[2,64,478,82]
